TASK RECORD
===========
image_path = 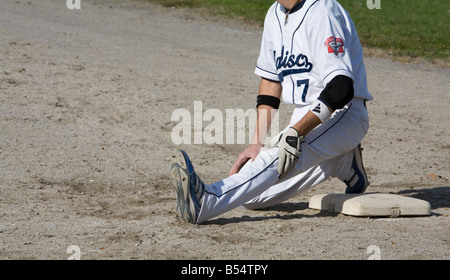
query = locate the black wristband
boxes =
[256,95,281,109]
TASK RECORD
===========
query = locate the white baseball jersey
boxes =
[255,0,373,105]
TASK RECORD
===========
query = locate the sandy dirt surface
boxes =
[0,0,449,260]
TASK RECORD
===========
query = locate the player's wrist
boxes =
[250,138,265,147]
[289,126,300,136]
[309,99,332,123]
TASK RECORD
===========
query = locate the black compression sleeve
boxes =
[318,75,354,111]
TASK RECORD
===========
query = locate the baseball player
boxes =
[170,0,373,224]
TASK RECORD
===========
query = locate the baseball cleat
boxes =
[344,144,370,194]
[169,150,204,224]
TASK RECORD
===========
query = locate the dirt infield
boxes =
[0,0,449,260]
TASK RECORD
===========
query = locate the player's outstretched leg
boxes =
[169,150,205,223]
[343,144,370,194]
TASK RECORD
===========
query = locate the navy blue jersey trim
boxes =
[205,157,278,198]
[290,0,306,14]
[291,0,319,53]
[323,69,353,83]
[308,102,353,145]
[275,3,283,40]
[256,66,278,78]
[290,76,295,103]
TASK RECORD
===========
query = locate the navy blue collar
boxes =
[291,0,306,13]
[284,0,306,14]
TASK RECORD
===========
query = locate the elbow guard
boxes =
[318,75,354,111]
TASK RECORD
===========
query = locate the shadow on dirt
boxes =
[395,186,450,210]
[202,201,338,225]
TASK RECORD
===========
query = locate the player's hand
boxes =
[278,127,304,180]
[229,143,263,176]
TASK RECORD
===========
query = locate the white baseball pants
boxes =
[196,98,369,223]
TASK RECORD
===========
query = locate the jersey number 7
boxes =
[296,79,310,103]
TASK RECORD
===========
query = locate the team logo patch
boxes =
[324,36,344,56]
